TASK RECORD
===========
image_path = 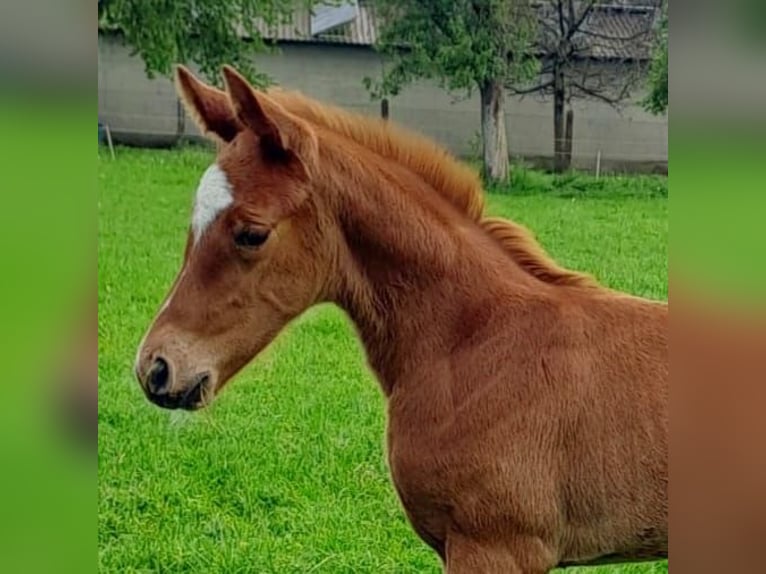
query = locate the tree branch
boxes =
[538,60,555,75]
[557,0,566,36]
[569,79,630,107]
[567,0,576,31]
[567,0,597,40]
[538,15,560,44]
[507,79,555,95]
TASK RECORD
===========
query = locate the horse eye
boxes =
[234,229,270,249]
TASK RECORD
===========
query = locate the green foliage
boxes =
[494,162,669,199]
[99,148,667,572]
[364,0,539,98]
[99,0,307,87]
[643,6,668,115]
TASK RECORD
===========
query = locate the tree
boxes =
[98,0,304,87]
[508,0,662,172]
[365,0,538,183]
[643,4,668,115]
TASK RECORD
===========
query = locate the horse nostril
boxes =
[147,357,170,394]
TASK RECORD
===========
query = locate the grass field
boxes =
[98,147,668,573]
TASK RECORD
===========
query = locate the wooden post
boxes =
[176,97,186,144]
[564,108,574,170]
[105,124,115,160]
[596,150,602,179]
[381,98,389,121]
[552,64,565,173]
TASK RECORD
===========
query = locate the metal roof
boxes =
[254,2,378,46]
[536,3,660,61]
[256,2,659,60]
[99,2,658,61]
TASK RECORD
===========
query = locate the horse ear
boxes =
[174,65,242,144]
[221,65,318,174]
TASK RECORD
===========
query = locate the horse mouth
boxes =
[148,373,214,411]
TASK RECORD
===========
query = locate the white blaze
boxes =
[191,164,234,242]
[135,165,233,376]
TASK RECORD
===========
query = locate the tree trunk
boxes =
[176,97,185,144]
[564,107,574,169]
[479,79,509,183]
[553,64,566,173]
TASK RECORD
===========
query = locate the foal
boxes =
[135,65,668,573]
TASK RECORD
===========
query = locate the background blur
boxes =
[671,1,766,573]
[0,0,763,572]
[0,1,93,573]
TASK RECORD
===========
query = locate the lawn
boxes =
[98,147,668,573]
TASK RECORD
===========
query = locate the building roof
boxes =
[254,2,378,46]
[99,2,659,61]
[255,1,659,61]
[538,3,660,61]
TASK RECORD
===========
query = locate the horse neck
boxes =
[317,143,538,395]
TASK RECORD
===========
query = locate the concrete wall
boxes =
[98,34,667,173]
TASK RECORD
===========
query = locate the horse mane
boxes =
[267,87,597,288]
[479,218,597,287]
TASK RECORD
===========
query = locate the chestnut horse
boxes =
[135,65,668,572]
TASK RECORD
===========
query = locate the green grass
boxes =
[98,147,668,573]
